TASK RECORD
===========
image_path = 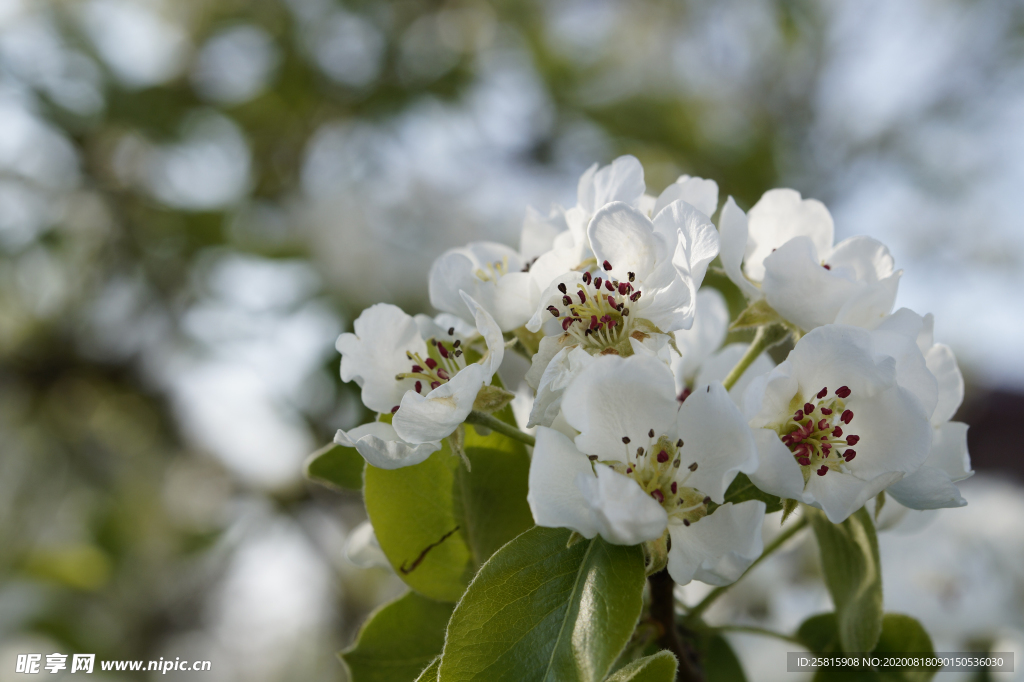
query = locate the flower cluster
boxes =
[334,155,971,586]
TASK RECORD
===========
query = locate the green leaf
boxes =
[797,613,939,682]
[702,634,747,682]
[340,591,454,682]
[364,425,533,602]
[722,472,783,514]
[304,441,365,491]
[730,299,782,330]
[439,526,646,682]
[414,657,440,682]
[809,507,883,652]
[606,651,678,682]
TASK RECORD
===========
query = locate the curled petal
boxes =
[392,364,488,443]
[667,501,766,586]
[335,422,439,469]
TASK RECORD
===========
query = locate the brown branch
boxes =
[399,526,461,575]
[648,569,703,682]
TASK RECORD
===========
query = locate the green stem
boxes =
[684,515,809,624]
[721,323,790,391]
[464,410,536,447]
[711,625,805,646]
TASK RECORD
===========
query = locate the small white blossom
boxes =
[528,355,764,585]
[743,324,936,523]
[719,189,901,331]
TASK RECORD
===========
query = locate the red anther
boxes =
[562,317,574,331]
[590,315,598,329]
[391,405,400,414]
[628,271,635,282]
[793,409,804,422]
[781,433,793,446]
[425,358,438,369]
[626,467,632,474]
[804,402,815,414]
[415,381,422,393]
[578,290,586,303]
[583,271,591,284]
[430,381,441,390]
[817,387,828,399]
[657,450,669,463]
[836,386,851,399]
[630,291,641,302]
[548,306,560,317]
[594,277,602,289]
[605,280,615,292]
[846,435,860,445]
[832,426,843,437]
[677,387,692,403]
[603,260,613,271]
[437,369,450,380]
[670,482,678,494]
[797,456,811,466]
[607,319,617,328]
[844,449,856,462]
[841,409,854,424]
[438,344,449,359]
[562,295,572,306]
[683,519,691,526]
[821,407,833,415]
[607,294,617,307]
[411,365,423,373]
[817,465,829,476]
[823,264,832,270]
[618,282,629,295]
[651,489,664,503]
[818,418,829,430]
[558,283,567,294]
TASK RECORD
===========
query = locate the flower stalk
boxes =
[464,410,536,447]
[648,569,703,682]
[721,323,790,391]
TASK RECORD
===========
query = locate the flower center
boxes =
[594,428,710,526]
[775,385,860,479]
[545,260,645,355]
[474,257,509,283]
[390,327,469,412]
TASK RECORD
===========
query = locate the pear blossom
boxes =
[428,241,541,332]
[719,189,901,331]
[669,288,775,404]
[528,354,765,586]
[523,199,719,427]
[743,324,937,523]
[639,174,720,221]
[874,309,973,509]
[335,292,503,465]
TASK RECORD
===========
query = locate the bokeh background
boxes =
[0,0,1022,680]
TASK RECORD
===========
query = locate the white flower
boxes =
[522,199,720,427]
[875,309,973,509]
[335,292,503,460]
[639,174,720,221]
[670,288,775,404]
[527,354,765,586]
[334,421,440,470]
[719,189,901,331]
[743,324,936,523]
[428,241,541,332]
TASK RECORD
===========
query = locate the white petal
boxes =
[718,197,762,299]
[337,303,426,414]
[428,243,532,332]
[667,501,766,586]
[833,272,900,330]
[632,262,695,333]
[392,364,487,443]
[664,199,720,298]
[528,346,595,428]
[747,428,811,503]
[588,202,661,281]
[345,520,391,570]
[528,427,667,545]
[673,382,758,503]
[576,464,669,545]
[887,422,971,510]
[525,334,568,390]
[577,155,646,214]
[520,205,568,262]
[489,271,541,331]
[826,235,895,282]
[562,355,678,463]
[416,313,476,341]
[673,288,729,386]
[785,325,897,402]
[695,342,775,405]
[654,175,719,218]
[461,291,505,377]
[926,343,964,426]
[628,331,676,367]
[805,469,905,524]
[335,422,439,469]
[763,236,861,331]
[744,188,834,283]
[869,328,938,420]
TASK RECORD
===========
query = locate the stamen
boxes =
[817,465,829,476]
[845,435,860,445]
[844,450,857,462]
[817,387,828,399]
[603,260,613,271]
[628,272,635,282]
[594,277,602,289]
[558,283,567,294]
[657,450,669,463]
[688,462,698,472]
[391,405,400,414]
[622,436,631,444]
[670,482,677,494]
[582,271,591,284]
[683,519,691,526]
[651,489,664,503]
[648,429,655,438]
[425,358,437,369]
[415,381,422,393]
[588,455,598,461]
[841,409,854,424]
[836,386,851,399]
[676,439,684,447]
[804,402,815,414]
[447,327,455,335]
